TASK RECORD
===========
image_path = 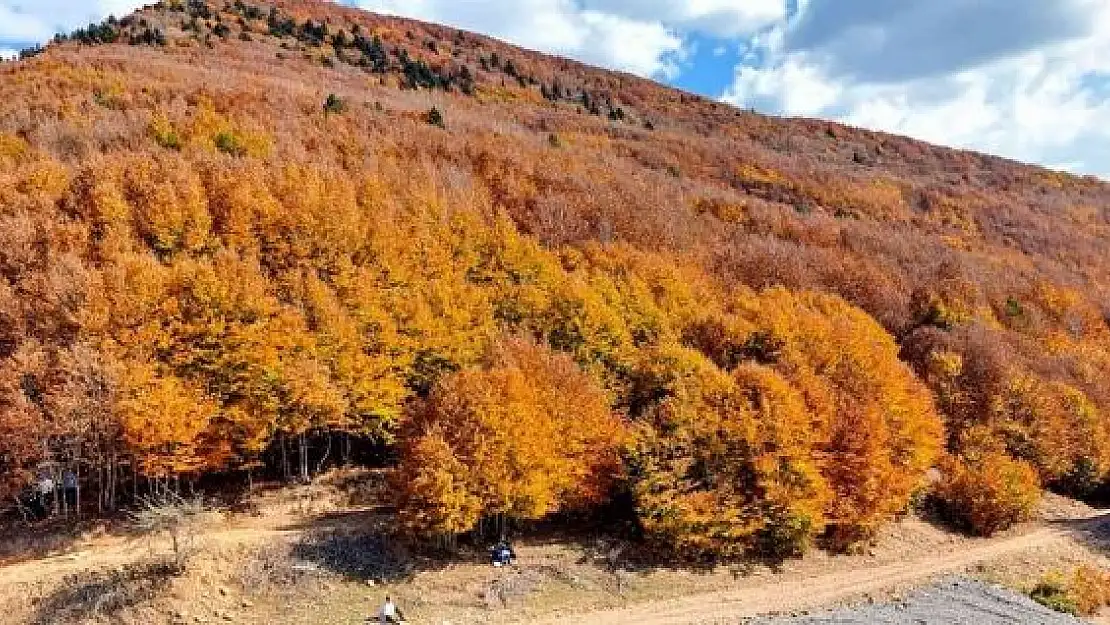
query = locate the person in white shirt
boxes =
[379,596,404,623]
[34,471,55,518]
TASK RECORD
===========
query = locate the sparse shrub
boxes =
[1071,565,1110,615]
[149,114,182,150]
[236,545,307,590]
[94,87,126,110]
[324,93,346,115]
[1031,575,1080,615]
[0,132,29,163]
[1027,566,1110,617]
[214,131,247,156]
[483,571,542,607]
[130,495,213,572]
[425,106,445,128]
[547,133,562,148]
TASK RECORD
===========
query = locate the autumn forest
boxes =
[2,0,1110,560]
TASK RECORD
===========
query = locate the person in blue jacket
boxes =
[491,539,516,567]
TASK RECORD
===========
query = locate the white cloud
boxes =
[351,0,696,78]
[0,6,51,43]
[575,11,685,79]
[349,0,787,79]
[723,0,1110,176]
[580,0,785,38]
[0,1,147,44]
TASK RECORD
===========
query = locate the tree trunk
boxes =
[280,433,290,482]
[298,433,309,483]
[108,456,117,511]
[12,497,29,524]
[52,469,60,517]
[315,433,332,475]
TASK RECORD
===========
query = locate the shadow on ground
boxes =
[1060,512,1110,554]
[29,559,177,625]
[268,507,478,584]
[291,529,415,582]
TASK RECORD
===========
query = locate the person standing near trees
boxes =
[33,469,55,519]
[62,468,78,514]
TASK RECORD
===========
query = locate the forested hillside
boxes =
[2,0,1110,558]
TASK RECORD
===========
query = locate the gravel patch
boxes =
[751,577,1082,624]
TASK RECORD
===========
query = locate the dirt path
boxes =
[0,509,1105,624]
[0,505,390,591]
[0,526,288,588]
[530,515,1110,625]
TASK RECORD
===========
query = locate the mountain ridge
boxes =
[17,0,1100,180]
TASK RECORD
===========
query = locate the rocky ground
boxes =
[751,578,1082,625]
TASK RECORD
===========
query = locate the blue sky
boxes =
[3,0,1110,177]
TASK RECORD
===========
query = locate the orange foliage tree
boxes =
[696,288,944,545]
[625,345,829,559]
[6,0,1110,551]
[395,339,626,537]
[934,429,1041,536]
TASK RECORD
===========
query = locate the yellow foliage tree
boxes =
[993,373,1110,495]
[625,345,828,559]
[934,429,1041,536]
[396,339,625,536]
[116,363,221,477]
[729,288,944,544]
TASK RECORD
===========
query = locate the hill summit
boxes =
[2,0,1110,554]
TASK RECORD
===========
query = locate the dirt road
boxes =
[530,515,1110,625]
[0,508,1105,624]
[0,526,284,588]
[0,506,383,590]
